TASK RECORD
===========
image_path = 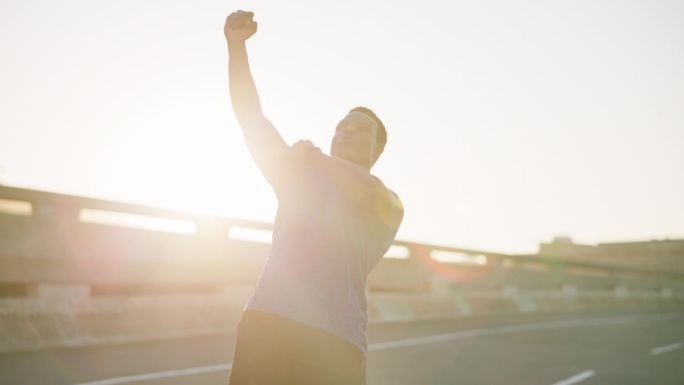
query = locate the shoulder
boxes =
[261,140,321,197]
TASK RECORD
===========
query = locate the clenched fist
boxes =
[224,10,257,42]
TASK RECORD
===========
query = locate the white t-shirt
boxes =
[245,144,403,352]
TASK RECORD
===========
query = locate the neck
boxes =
[332,154,372,172]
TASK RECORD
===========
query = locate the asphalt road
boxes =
[1,309,683,385]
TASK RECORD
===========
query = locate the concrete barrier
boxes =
[2,185,684,353]
[3,185,683,299]
[2,289,683,353]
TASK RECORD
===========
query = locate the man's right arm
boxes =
[225,11,289,183]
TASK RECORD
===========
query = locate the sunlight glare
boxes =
[430,250,487,265]
[80,209,196,234]
[228,226,273,244]
[0,199,32,216]
[383,245,409,259]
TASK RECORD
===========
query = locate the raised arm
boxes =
[224,11,288,182]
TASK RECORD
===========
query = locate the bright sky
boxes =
[1,0,682,254]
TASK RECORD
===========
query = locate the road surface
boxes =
[1,309,683,385]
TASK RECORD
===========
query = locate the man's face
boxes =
[330,111,379,169]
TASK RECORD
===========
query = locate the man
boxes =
[224,10,404,385]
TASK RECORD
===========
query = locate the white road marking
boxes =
[72,312,682,385]
[651,342,683,355]
[72,363,233,385]
[369,315,632,350]
[551,370,595,385]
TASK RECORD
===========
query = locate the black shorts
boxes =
[228,310,366,385]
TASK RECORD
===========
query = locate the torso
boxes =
[244,148,400,352]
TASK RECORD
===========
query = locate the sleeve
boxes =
[260,140,321,198]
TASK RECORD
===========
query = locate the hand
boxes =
[224,10,257,42]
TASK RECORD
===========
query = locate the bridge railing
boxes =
[2,184,684,352]
[1,184,682,299]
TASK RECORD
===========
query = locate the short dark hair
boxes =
[350,106,387,157]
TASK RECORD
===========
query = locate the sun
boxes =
[93,114,278,226]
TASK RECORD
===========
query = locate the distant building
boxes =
[538,237,684,273]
